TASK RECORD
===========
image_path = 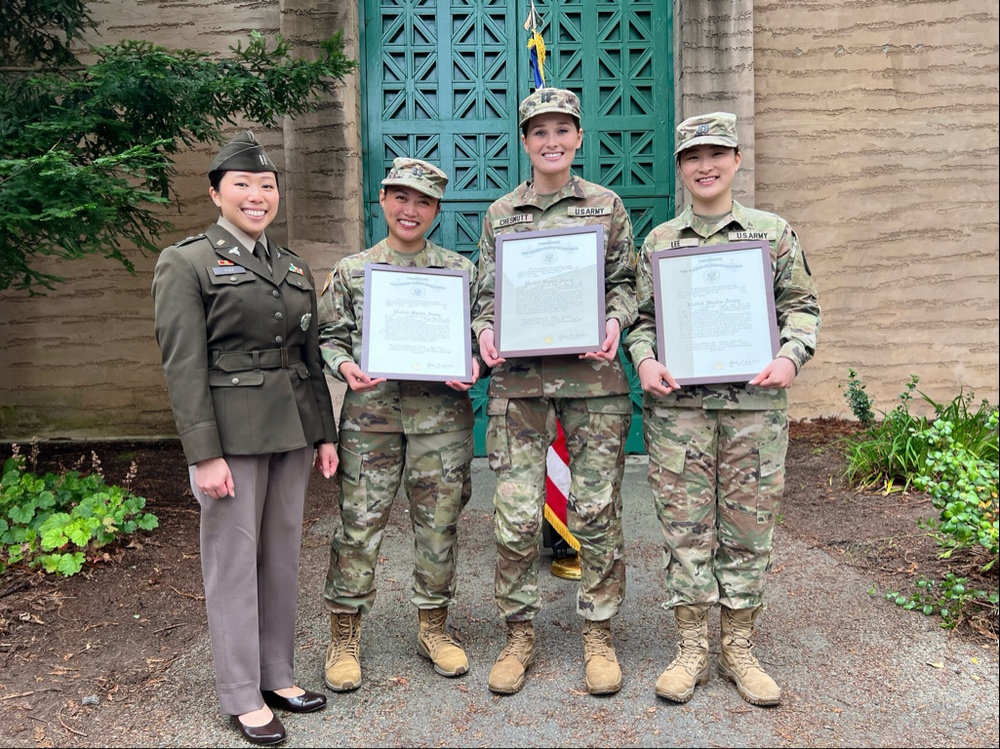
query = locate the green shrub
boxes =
[846,372,1000,631]
[914,411,999,569]
[840,373,996,493]
[841,374,931,491]
[841,368,875,428]
[0,444,158,577]
[886,574,999,630]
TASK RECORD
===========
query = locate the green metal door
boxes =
[360,0,674,454]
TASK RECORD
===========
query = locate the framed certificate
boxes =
[495,225,606,357]
[651,241,779,385]
[360,264,473,382]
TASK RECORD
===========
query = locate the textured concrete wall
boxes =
[753,0,1000,419]
[0,0,359,439]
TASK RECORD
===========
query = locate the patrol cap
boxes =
[674,112,739,155]
[380,157,448,200]
[208,131,278,175]
[518,87,582,129]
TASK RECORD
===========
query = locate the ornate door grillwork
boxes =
[361,0,673,453]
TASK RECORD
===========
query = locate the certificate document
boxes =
[651,241,779,385]
[360,264,473,382]
[495,225,606,357]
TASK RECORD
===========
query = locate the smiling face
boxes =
[521,112,583,193]
[209,171,279,240]
[678,143,742,215]
[379,185,440,253]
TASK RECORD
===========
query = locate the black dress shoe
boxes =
[230,714,286,746]
[261,689,327,714]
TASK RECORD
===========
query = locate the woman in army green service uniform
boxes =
[624,113,821,708]
[472,88,637,697]
[152,132,338,745]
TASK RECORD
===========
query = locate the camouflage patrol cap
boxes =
[381,157,448,200]
[208,131,278,175]
[518,87,582,128]
[674,112,739,155]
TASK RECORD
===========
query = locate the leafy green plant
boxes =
[0,444,158,577]
[846,372,1000,633]
[840,373,997,493]
[914,411,999,569]
[840,374,931,491]
[885,574,999,630]
[841,368,875,428]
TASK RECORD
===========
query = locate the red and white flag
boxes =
[544,420,580,552]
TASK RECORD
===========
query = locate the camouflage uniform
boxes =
[625,200,820,610]
[318,235,479,614]
[473,171,637,622]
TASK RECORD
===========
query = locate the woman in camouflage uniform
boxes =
[317,159,481,692]
[624,113,821,707]
[473,88,637,696]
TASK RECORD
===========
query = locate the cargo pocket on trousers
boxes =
[337,444,366,520]
[338,445,362,486]
[485,398,511,473]
[648,438,686,504]
[755,415,787,527]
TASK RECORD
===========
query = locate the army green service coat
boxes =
[152,223,337,464]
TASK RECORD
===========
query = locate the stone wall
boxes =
[1,0,996,439]
[752,0,999,418]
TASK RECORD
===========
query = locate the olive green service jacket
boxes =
[152,223,337,465]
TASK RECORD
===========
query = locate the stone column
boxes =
[278,0,363,274]
[674,1,755,206]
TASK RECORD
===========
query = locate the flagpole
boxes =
[523,3,582,581]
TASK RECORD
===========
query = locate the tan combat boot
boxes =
[417,608,469,677]
[655,604,710,703]
[718,606,782,706]
[582,619,623,695]
[324,611,362,692]
[487,620,535,694]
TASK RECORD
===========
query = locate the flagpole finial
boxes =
[524,2,546,91]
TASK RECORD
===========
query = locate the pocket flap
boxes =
[486,397,509,416]
[656,439,687,474]
[209,371,265,387]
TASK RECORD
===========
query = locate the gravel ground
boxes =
[96,458,999,749]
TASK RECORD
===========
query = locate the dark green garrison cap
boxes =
[208,131,278,175]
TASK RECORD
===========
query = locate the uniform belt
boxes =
[212,347,301,372]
